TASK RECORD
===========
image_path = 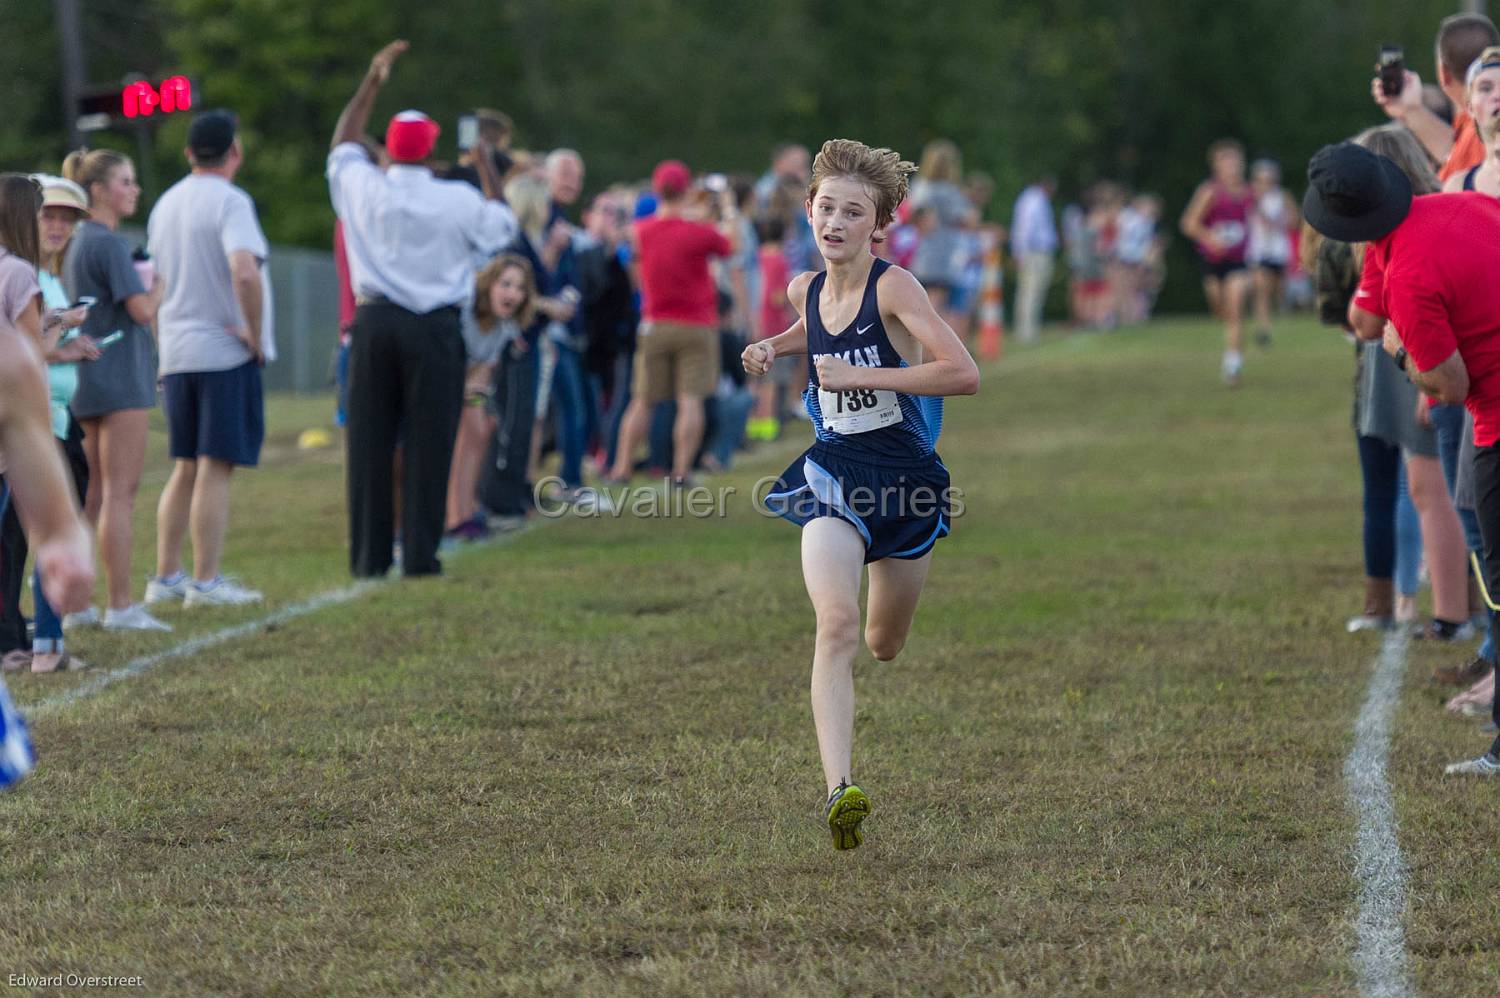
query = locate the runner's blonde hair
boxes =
[808,139,917,229]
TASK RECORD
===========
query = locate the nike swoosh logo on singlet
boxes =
[856,323,874,336]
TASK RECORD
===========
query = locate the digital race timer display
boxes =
[122,76,193,118]
[76,76,195,126]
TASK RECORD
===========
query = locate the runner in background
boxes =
[1247,158,1298,348]
[1180,139,1254,386]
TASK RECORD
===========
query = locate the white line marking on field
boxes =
[28,524,537,718]
[27,581,381,717]
[1344,631,1414,998]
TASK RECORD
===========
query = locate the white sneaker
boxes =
[144,573,190,604]
[102,604,172,632]
[1221,350,1243,386]
[1444,753,1500,776]
[184,576,263,607]
[62,605,101,630]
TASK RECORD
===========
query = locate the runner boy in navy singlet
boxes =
[742,139,980,850]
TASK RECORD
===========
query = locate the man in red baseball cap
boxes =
[385,110,440,164]
[608,159,740,486]
[328,41,518,578]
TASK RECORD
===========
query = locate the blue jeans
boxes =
[706,390,755,469]
[1432,402,1494,654]
[548,345,587,489]
[31,568,62,649]
[649,401,676,471]
[1396,463,1422,598]
[604,351,633,471]
[1356,434,1401,580]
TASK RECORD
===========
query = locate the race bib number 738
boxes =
[817,386,904,435]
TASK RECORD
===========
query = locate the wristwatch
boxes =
[1391,346,1409,374]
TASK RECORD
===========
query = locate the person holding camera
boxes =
[328,41,517,577]
[1372,13,1500,181]
[607,160,738,486]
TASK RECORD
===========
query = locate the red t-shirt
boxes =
[1357,192,1500,446]
[333,221,356,344]
[634,216,731,326]
[758,244,792,342]
[1439,110,1485,183]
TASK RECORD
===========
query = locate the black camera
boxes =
[1377,44,1405,99]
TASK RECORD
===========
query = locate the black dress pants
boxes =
[1470,442,1500,755]
[346,302,464,577]
[0,476,27,654]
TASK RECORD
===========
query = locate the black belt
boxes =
[355,294,461,316]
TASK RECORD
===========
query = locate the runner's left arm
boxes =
[812,268,978,397]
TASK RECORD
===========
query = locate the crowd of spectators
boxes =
[1062,182,1168,332]
[0,104,271,682]
[0,41,1040,696]
[1304,12,1500,774]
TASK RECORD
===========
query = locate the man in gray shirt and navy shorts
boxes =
[144,110,270,608]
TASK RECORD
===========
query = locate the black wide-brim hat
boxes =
[1303,142,1413,243]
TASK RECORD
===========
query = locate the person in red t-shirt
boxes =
[607,160,738,485]
[1371,12,1499,182]
[1307,141,1500,775]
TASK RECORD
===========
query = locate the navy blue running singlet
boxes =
[803,258,942,461]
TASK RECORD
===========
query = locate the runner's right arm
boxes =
[331,40,409,150]
[0,327,94,614]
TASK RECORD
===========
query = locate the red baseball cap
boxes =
[652,159,691,198]
[386,110,440,163]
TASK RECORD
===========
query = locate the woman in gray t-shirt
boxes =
[60,149,167,631]
[909,139,976,339]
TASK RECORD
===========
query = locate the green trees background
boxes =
[0,0,1474,310]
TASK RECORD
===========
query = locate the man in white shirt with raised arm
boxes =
[328,40,517,578]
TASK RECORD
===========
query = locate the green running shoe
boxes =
[825,781,870,851]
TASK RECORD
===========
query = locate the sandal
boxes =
[30,651,88,674]
[1,650,32,673]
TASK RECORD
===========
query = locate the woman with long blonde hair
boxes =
[61,148,168,631]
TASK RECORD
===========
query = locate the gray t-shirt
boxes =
[64,221,154,417]
[910,180,972,287]
[148,173,270,375]
[462,315,516,366]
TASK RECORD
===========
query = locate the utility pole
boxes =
[55,0,86,150]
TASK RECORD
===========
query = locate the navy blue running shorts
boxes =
[163,360,265,467]
[764,444,951,563]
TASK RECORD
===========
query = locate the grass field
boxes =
[2,316,1497,995]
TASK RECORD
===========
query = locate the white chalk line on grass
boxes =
[27,523,539,718]
[1343,631,1414,998]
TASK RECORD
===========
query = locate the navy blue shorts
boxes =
[764,444,951,563]
[163,361,265,467]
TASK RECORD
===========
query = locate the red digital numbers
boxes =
[122,76,193,119]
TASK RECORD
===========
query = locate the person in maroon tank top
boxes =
[1180,139,1254,386]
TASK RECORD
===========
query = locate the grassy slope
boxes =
[0,317,1487,995]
